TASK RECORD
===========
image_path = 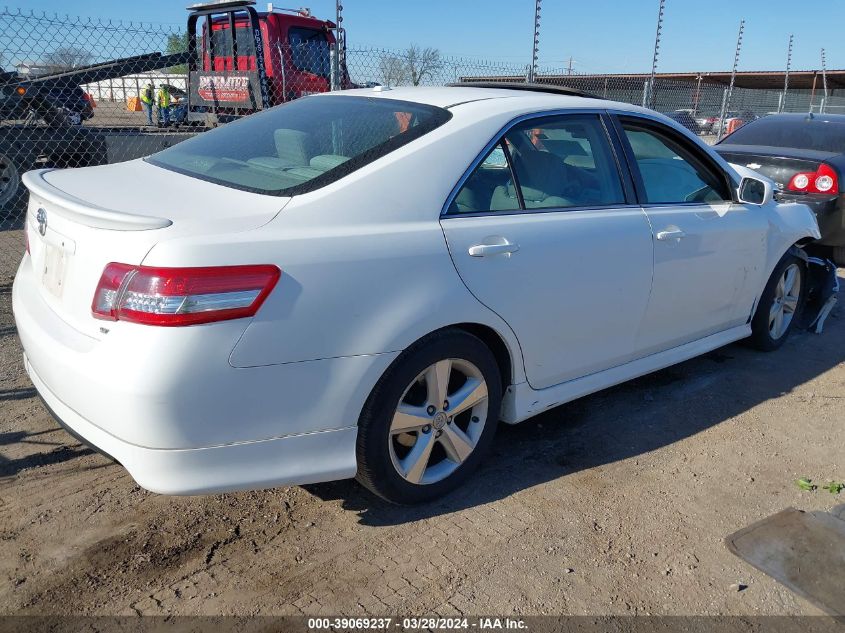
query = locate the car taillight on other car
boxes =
[92,263,281,326]
[787,163,839,194]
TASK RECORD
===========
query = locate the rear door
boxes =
[441,112,654,390]
[613,115,769,355]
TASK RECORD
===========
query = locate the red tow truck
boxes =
[186,0,353,123]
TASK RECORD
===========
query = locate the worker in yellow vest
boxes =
[139,82,154,125]
[157,84,172,127]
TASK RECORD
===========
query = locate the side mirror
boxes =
[737,177,770,205]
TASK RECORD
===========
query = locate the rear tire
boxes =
[749,253,806,351]
[356,329,502,504]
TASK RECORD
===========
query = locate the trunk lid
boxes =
[716,144,838,190]
[23,160,288,337]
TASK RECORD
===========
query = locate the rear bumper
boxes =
[13,256,399,494]
[27,354,358,494]
[776,192,845,246]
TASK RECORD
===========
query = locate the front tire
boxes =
[356,329,502,504]
[749,253,806,351]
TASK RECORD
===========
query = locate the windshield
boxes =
[288,27,330,77]
[722,116,845,153]
[147,96,451,196]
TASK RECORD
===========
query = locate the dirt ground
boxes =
[0,269,843,618]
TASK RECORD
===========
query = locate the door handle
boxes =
[468,241,520,257]
[656,228,686,241]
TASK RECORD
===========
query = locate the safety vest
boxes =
[140,86,153,105]
[158,87,171,108]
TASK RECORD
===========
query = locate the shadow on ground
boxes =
[0,427,94,478]
[306,312,845,525]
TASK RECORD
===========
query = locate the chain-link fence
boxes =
[2,6,842,282]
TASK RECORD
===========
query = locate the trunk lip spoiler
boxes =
[22,169,173,231]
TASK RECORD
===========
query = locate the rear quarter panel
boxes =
[142,103,527,384]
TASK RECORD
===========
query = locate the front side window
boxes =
[288,27,330,77]
[621,120,731,204]
[147,96,450,196]
[449,114,626,214]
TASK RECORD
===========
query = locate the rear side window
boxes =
[147,96,451,196]
[449,113,625,214]
[722,116,845,153]
[621,121,731,204]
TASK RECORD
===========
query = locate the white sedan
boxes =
[13,85,819,504]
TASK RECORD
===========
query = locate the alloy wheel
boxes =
[388,358,489,485]
[769,263,801,340]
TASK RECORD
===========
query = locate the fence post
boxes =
[780,34,793,113]
[716,87,729,141]
[329,44,339,91]
[528,0,541,83]
[641,80,649,108]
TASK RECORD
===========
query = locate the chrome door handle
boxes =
[468,241,520,257]
[656,228,686,241]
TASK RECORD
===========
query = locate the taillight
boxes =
[92,263,280,326]
[787,163,839,194]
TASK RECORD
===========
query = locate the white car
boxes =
[13,84,819,504]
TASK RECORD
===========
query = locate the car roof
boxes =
[321,85,650,118]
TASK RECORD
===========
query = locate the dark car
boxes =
[0,72,93,125]
[665,110,701,135]
[716,113,845,265]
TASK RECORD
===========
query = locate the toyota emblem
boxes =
[36,207,47,236]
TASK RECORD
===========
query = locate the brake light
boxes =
[787,163,839,194]
[92,263,280,326]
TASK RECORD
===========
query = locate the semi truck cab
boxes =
[187,0,351,123]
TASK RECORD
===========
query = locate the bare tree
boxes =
[379,54,408,87]
[44,46,94,70]
[405,44,441,86]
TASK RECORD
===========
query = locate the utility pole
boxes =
[717,18,744,141]
[780,34,793,113]
[529,0,542,83]
[648,0,666,108]
[567,56,572,75]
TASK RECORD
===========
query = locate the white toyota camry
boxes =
[13,84,819,503]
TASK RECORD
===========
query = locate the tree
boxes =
[405,44,441,86]
[165,32,190,74]
[44,46,93,71]
[379,54,408,87]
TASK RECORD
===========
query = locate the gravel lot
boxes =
[0,265,843,617]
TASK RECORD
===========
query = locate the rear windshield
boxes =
[722,116,845,153]
[209,25,256,58]
[147,96,451,196]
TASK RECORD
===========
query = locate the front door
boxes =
[441,113,654,390]
[615,116,769,355]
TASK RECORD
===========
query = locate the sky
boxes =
[17,0,844,74]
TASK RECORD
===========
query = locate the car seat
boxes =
[247,128,310,170]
